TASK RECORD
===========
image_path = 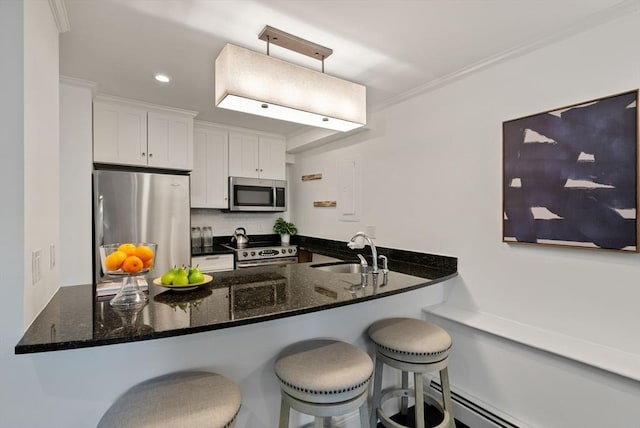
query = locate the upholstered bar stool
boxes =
[275,339,374,428]
[97,371,241,428]
[368,318,454,428]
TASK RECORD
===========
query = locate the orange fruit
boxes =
[121,255,144,273]
[143,257,154,269]
[105,250,127,271]
[133,245,154,262]
[117,243,137,256]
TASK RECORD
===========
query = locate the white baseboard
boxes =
[427,378,531,428]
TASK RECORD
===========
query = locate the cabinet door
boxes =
[228,132,260,178]
[191,127,229,208]
[147,111,193,170]
[191,130,208,207]
[205,130,229,208]
[93,101,147,166]
[258,136,286,180]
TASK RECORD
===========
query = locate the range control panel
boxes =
[237,246,297,261]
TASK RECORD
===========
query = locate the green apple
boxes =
[188,271,205,284]
[161,270,176,285]
[173,274,189,286]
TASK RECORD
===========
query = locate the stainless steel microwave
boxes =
[227,176,287,212]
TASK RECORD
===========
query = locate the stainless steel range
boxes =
[221,241,298,269]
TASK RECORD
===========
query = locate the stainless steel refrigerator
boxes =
[93,169,191,285]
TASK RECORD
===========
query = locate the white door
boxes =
[228,131,259,178]
[147,111,193,170]
[258,136,286,180]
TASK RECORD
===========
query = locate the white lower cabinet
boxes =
[191,124,229,208]
[191,254,234,273]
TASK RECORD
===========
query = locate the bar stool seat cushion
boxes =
[368,317,452,363]
[275,339,373,404]
[97,371,241,428]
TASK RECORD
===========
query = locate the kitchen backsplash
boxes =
[191,209,285,237]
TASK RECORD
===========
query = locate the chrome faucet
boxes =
[378,255,389,285]
[357,254,368,287]
[347,232,378,275]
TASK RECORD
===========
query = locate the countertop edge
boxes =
[15,271,458,354]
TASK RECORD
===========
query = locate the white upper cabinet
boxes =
[93,96,197,170]
[258,136,287,180]
[147,111,193,170]
[191,124,229,209]
[228,131,259,178]
[228,131,286,180]
[93,101,147,166]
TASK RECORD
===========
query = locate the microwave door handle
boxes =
[273,186,277,210]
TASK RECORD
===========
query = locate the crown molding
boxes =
[48,0,70,33]
[372,0,640,113]
[94,93,199,117]
[59,76,97,93]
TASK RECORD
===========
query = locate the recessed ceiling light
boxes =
[154,74,171,83]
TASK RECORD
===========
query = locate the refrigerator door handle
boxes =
[97,195,104,246]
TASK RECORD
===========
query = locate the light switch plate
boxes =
[32,249,41,285]
[50,244,56,269]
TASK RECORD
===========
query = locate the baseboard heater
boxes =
[428,380,522,428]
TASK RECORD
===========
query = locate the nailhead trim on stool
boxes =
[368,317,452,364]
[97,371,241,428]
[275,339,373,427]
[368,318,455,428]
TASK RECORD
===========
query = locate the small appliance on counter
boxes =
[191,227,202,253]
[202,226,213,249]
[191,226,214,254]
[231,227,249,248]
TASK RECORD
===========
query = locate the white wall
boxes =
[290,10,640,427]
[22,0,60,325]
[60,78,95,286]
[0,4,26,419]
[191,209,285,237]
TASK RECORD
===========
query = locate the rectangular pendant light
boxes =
[215,43,366,132]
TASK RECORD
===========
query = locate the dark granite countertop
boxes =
[15,237,457,354]
[190,243,235,257]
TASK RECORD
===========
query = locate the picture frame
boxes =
[502,90,638,251]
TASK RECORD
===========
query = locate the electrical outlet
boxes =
[32,249,41,285]
[366,225,376,239]
[50,244,56,269]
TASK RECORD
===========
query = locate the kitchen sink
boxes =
[310,261,363,274]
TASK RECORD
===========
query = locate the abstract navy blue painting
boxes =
[503,90,638,251]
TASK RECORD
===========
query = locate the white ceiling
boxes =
[59,0,636,136]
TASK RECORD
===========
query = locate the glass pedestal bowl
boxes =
[100,243,157,309]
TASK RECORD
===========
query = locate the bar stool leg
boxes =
[359,401,370,428]
[440,367,455,428]
[415,372,425,428]
[401,370,409,415]
[370,356,384,428]
[279,395,291,428]
[314,416,325,428]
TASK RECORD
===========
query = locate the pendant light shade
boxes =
[215,43,366,132]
